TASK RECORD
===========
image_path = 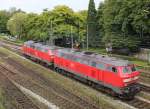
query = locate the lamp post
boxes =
[50,20,53,45]
[87,24,89,50]
[71,26,73,49]
[148,51,150,65]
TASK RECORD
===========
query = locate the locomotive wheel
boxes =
[91,82,95,88]
[118,94,134,100]
[55,67,58,72]
[88,80,92,86]
[58,68,62,73]
[109,90,117,97]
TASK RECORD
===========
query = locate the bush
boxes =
[102,33,141,53]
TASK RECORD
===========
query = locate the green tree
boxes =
[76,10,87,42]
[7,12,27,39]
[22,13,49,41]
[87,0,98,47]
[21,5,86,42]
[0,10,10,33]
[97,3,104,45]
[98,0,150,51]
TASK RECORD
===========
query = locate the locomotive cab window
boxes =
[107,66,117,73]
[112,67,117,73]
[123,67,130,73]
[122,65,136,74]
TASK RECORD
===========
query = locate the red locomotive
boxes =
[22,41,59,65]
[22,41,140,99]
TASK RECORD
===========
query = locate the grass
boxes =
[0,88,19,109]
[138,92,150,101]
[0,47,136,109]
[86,48,107,54]
[0,88,5,109]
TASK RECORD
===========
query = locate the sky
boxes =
[1,0,104,13]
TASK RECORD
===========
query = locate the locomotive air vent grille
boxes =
[84,52,95,55]
[102,55,105,58]
[111,58,117,61]
[92,53,98,56]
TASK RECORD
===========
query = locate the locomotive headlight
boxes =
[123,78,132,82]
[133,76,139,80]
[123,76,139,83]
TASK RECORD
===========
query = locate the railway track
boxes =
[1,40,150,109]
[125,97,150,109]
[139,69,150,77]
[138,83,150,93]
[0,65,40,109]
[4,52,150,109]
[0,52,100,109]
[139,69,150,74]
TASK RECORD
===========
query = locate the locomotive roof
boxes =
[24,41,132,66]
[24,40,34,45]
[57,48,133,66]
[24,41,62,50]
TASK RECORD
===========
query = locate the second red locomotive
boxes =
[22,41,140,99]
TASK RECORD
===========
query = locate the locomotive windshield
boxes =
[122,65,137,74]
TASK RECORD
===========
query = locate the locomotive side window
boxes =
[35,46,41,50]
[37,47,42,50]
[57,52,65,58]
[41,48,45,52]
[91,61,96,67]
[107,66,111,71]
[66,55,71,60]
[80,59,89,65]
[72,56,78,61]
[45,49,49,53]
[30,44,35,48]
[57,52,61,57]
[63,54,68,59]
[68,55,73,60]
[97,63,105,70]
[62,54,72,60]
[60,53,65,57]
[76,57,81,63]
